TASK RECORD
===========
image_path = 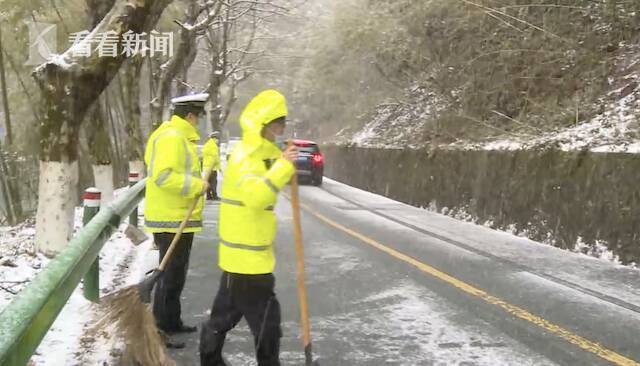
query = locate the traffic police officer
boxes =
[199,90,298,366]
[144,93,210,347]
[202,131,221,200]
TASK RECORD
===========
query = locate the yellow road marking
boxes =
[296,201,640,366]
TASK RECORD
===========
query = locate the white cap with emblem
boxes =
[171,93,209,108]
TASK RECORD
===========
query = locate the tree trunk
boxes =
[92,164,114,203]
[33,0,173,255]
[0,26,23,223]
[86,102,115,202]
[206,19,225,133]
[0,144,16,225]
[120,57,145,175]
[0,27,13,146]
[207,59,223,132]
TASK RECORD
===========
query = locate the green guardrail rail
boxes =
[0,178,146,366]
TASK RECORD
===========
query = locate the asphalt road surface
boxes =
[167,178,640,366]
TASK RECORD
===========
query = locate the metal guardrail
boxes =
[0,178,146,366]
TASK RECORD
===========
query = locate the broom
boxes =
[93,170,212,366]
[287,140,321,366]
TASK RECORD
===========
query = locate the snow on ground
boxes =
[338,85,448,150]
[460,84,640,152]
[312,280,557,366]
[0,219,44,308]
[429,203,627,266]
[0,187,153,365]
[343,69,640,153]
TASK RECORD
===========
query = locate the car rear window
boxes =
[297,145,318,154]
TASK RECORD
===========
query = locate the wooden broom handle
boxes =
[288,140,312,349]
[158,169,212,271]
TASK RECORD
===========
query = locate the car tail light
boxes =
[312,153,324,165]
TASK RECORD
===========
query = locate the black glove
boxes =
[137,269,164,304]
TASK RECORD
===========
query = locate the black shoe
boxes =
[166,324,198,334]
[165,339,186,349]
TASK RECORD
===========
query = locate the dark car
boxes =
[293,139,324,186]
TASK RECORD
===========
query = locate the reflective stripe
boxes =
[155,169,171,186]
[221,198,244,206]
[182,139,191,196]
[237,173,259,188]
[145,220,202,228]
[147,130,172,177]
[221,197,274,211]
[262,177,278,194]
[220,239,270,251]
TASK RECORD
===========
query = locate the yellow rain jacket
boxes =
[202,137,220,175]
[144,115,205,233]
[218,90,295,274]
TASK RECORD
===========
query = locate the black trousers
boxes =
[153,232,194,332]
[200,272,282,366]
[206,171,218,200]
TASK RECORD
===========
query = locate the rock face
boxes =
[322,145,640,264]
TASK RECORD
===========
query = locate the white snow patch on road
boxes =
[312,281,557,365]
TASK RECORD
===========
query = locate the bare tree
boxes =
[33,0,174,255]
[204,0,268,132]
[149,0,223,124]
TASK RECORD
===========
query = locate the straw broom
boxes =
[93,170,212,366]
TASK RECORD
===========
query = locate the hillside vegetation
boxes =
[254,0,640,147]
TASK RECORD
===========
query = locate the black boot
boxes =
[200,326,228,366]
[256,335,281,366]
[165,324,198,334]
[165,339,186,349]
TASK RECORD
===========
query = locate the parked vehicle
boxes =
[292,139,324,186]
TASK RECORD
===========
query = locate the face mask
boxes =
[274,135,285,148]
[265,124,286,149]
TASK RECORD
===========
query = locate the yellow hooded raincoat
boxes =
[144,115,205,233]
[218,90,295,274]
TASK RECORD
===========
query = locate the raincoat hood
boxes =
[239,89,288,151]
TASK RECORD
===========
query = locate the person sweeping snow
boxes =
[199,90,298,366]
[144,93,211,348]
[94,93,212,365]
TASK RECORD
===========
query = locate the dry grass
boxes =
[91,287,176,366]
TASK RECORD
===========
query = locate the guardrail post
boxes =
[82,188,101,303]
[128,172,140,227]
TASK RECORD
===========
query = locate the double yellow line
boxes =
[297,201,639,366]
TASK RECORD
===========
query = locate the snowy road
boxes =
[168,178,640,366]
